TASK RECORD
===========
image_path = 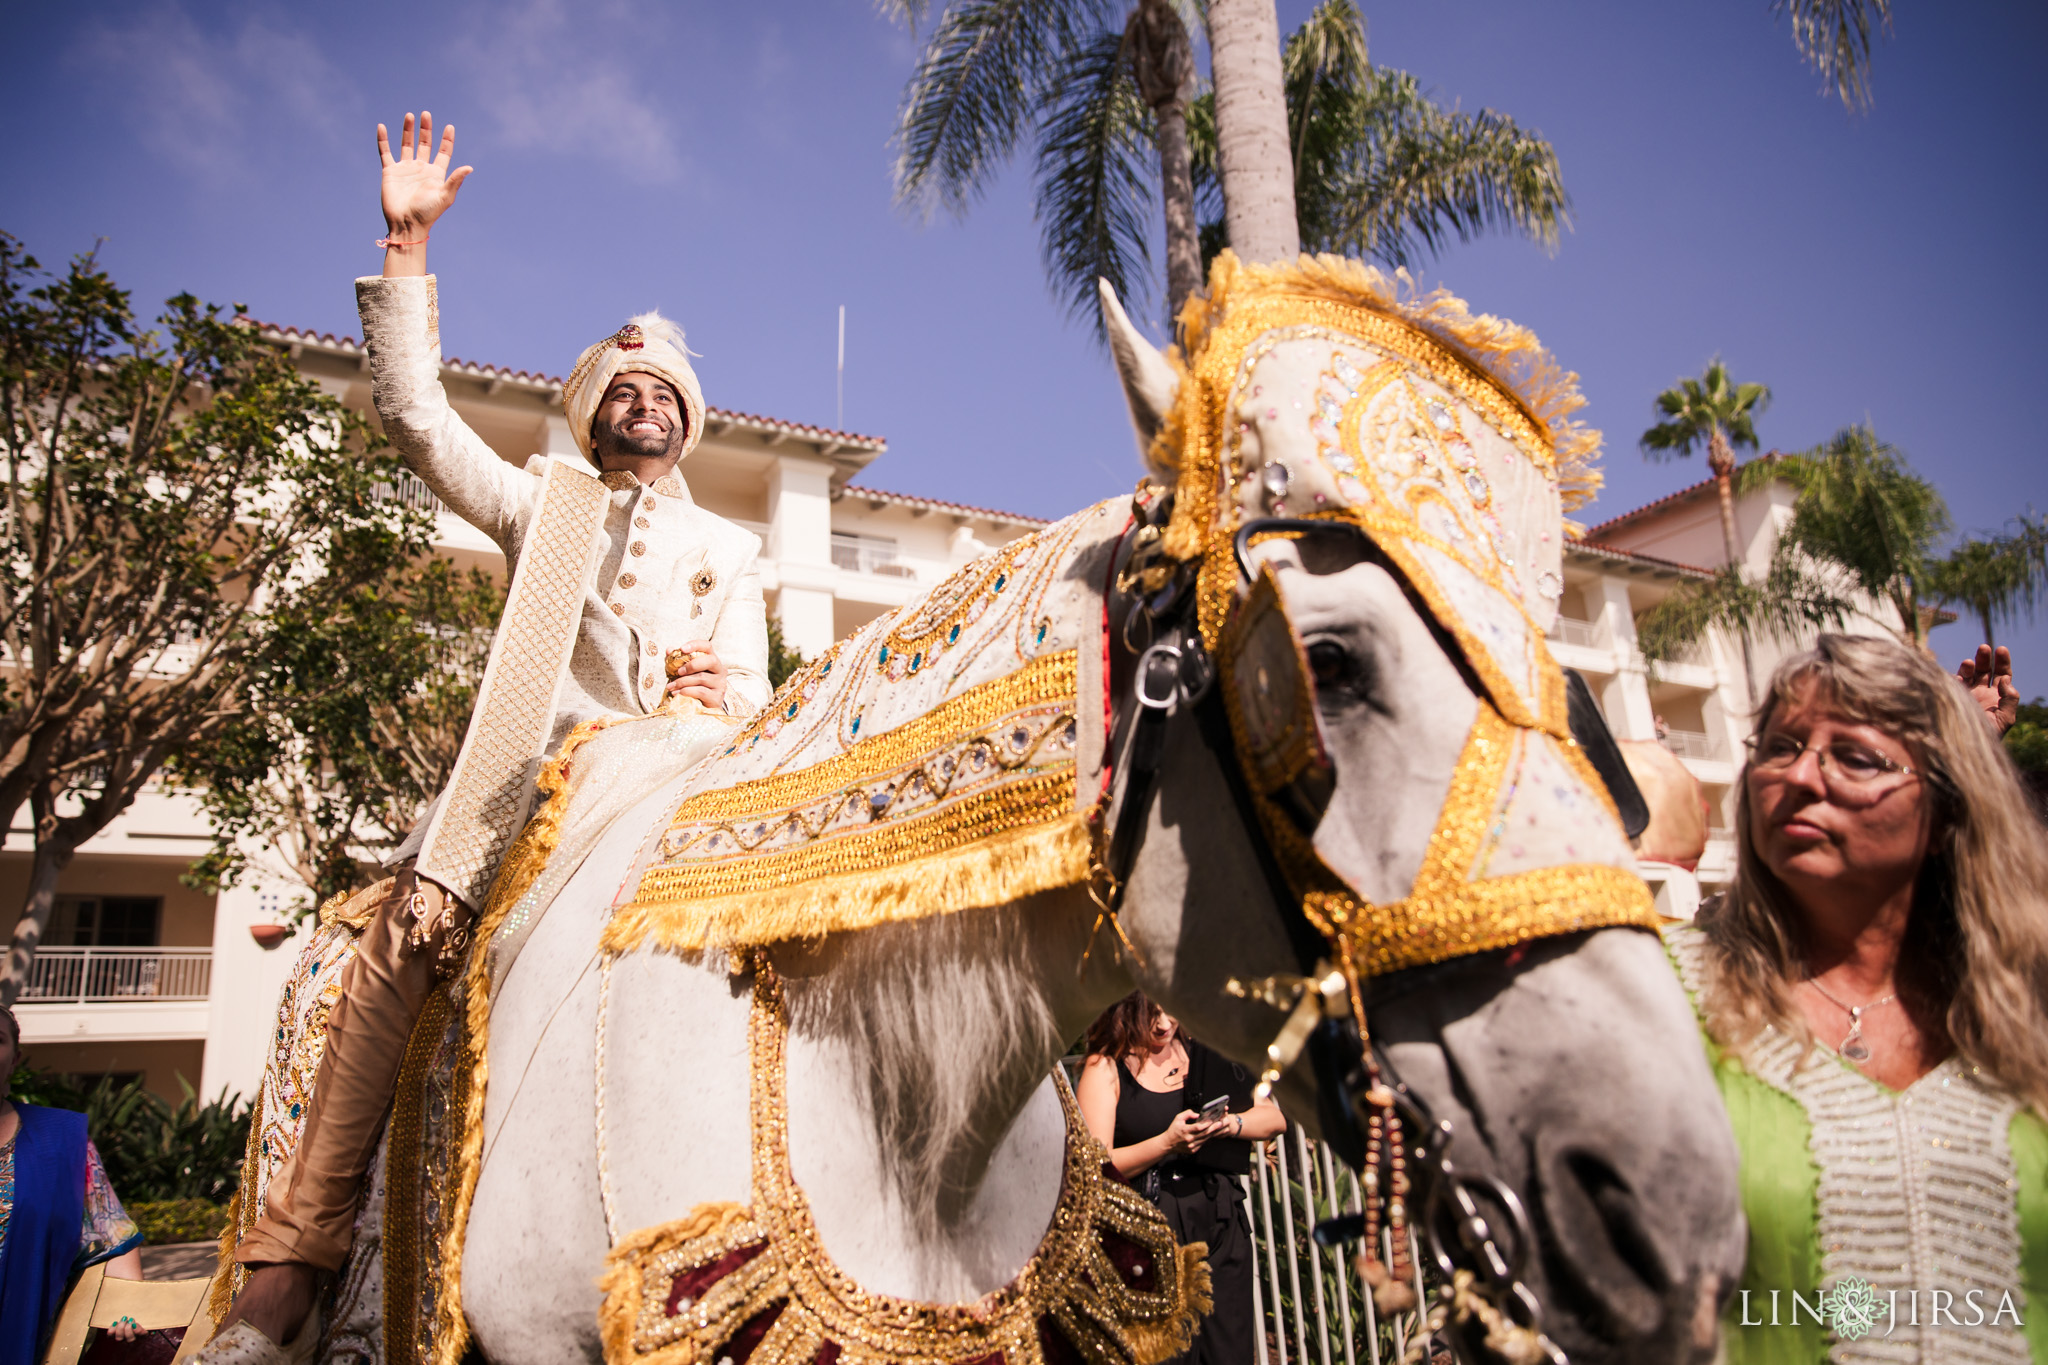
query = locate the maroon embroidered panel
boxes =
[1097,1227,1158,1292]
[666,1240,769,1317]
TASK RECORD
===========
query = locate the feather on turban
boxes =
[560,310,706,467]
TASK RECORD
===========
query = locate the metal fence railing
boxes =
[1247,1130,1436,1365]
[18,947,212,1003]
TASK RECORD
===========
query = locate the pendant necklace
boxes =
[1804,976,1897,1063]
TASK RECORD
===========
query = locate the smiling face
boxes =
[1144,1007,1179,1054]
[591,373,689,466]
[1745,687,1932,910]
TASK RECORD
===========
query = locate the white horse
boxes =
[329,261,1745,1365]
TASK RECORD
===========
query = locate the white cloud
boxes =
[455,0,688,185]
[71,5,358,178]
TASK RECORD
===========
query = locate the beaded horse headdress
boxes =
[1128,251,1656,984]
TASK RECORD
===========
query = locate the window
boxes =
[49,895,162,947]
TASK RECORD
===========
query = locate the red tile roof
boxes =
[1569,539,1715,577]
[246,318,888,450]
[834,484,1049,527]
[1582,453,1784,542]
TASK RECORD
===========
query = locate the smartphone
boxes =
[1196,1094,1231,1125]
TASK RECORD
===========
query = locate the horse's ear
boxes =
[1099,279,1179,460]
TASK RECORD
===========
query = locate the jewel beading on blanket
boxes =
[606,499,1121,955]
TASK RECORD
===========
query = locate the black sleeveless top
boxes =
[1110,1039,1256,1177]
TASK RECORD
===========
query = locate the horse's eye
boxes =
[1306,640,1348,689]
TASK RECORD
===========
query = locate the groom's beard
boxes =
[593,413,686,463]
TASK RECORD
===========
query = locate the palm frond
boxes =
[1926,514,2048,644]
[1636,555,1856,663]
[892,0,1119,218]
[1183,85,1228,270]
[1640,360,1770,460]
[1772,0,1893,111]
[1776,425,1949,609]
[876,0,932,28]
[1299,68,1569,269]
[1033,29,1159,338]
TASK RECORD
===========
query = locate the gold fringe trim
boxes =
[1127,1243,1215,1365]
[431,717,615,1365]
[1173,251,1601,509]
[597,1202,750,1365]
[605,812,1094,955]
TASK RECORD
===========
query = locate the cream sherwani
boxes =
[354,275,772,754]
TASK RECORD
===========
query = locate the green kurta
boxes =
[1670,926,2048,1363]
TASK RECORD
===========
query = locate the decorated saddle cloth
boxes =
[603,496,1123,958]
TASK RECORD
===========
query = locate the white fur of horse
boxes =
[384,300,1745,1365]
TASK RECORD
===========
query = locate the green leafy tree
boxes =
[2005,697,2048,775]
[889,0,1567,336]
[1636,426,1983,661]
[0,236,433,1004]
[1924,514,2048,648]
[172,558,506,920]
[766,615,807,691]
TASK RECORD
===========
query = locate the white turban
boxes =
[560,310,706,467]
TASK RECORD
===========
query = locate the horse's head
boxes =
[1099,256,1744,1364]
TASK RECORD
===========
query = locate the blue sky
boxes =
[5,1,2044,685]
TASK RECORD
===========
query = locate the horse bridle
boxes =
[1100,509,1586,1365]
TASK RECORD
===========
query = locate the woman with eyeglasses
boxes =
[1666,635,2048,1363]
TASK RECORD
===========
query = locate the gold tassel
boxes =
[1123,1242,1216,1365]
[431,718,614,1365]
[596,1202,751,1365]
[605,813,1095,956]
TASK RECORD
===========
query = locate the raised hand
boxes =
[1956,643,2020,735]
[376,112,471,271]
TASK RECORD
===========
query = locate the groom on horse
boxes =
[210,109,774,1359]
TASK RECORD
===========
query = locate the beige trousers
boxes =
[236,866,472,1272]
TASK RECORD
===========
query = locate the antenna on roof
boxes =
[836,305,845,430]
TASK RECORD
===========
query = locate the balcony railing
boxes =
[831,534,918,580]
[374,469,445,516]
[18,947,212,1003]
[1659,728,1720,761]
[1548,616,1603,648]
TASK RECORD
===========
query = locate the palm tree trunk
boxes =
[1707,425,1758,701]
[1207,0,1299,264]
[1127,0,1200,327]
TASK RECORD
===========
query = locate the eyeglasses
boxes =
[1742,733,1917,796]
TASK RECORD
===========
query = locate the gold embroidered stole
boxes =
[416,456,609,908]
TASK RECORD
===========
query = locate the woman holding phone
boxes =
[1078,991,1286,1364]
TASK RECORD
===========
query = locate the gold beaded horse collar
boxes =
[597,957,1212,1365]
[1135,253,1655,984]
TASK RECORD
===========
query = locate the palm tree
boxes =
[1926,514,2048,647]
[1187,1,1569,272]
[1774,0,1894,110]
[1635,426,1959,660]
[1206,0,1298,264]
[888,0,1568,337]
[1640,361,1772,576]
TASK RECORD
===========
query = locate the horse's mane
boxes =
[780,898,1064,1238]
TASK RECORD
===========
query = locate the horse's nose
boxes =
[1533,1135,1729,1361]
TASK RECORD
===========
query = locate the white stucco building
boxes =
[6,325,1788,1104]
